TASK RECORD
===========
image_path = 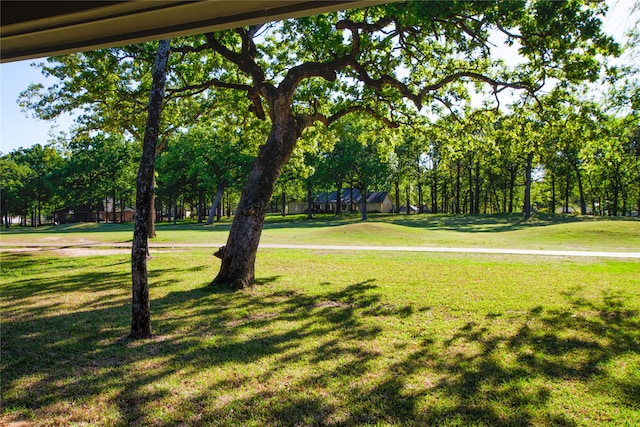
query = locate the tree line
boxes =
[3,85,638,228]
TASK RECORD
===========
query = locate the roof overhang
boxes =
[1,0,389,63]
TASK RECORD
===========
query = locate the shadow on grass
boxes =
[2,261,638,425]
[381,212,594,233]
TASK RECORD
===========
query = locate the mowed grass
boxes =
[1,245,639,426]
[1,213,640,251]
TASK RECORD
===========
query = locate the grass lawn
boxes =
[2,226,639,426]
[1,213,640,252]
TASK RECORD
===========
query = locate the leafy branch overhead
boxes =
[164,1,617,130]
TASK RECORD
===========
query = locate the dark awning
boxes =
[1,0,389,63]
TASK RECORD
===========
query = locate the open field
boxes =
[1,213,640,252]
[1,215,639,426]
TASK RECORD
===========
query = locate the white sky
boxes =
[1,0,637,155]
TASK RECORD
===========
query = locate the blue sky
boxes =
[1,0,637,155]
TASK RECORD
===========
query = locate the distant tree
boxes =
[0,155,33,227]
[62,134,137,222]
[9,144,63,226]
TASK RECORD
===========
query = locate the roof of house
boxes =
[315,189,389,204]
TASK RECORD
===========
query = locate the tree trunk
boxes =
[468,161,474,214]
[207,180,226,224]
[349,185,354,213]
[564,175,570,214]
[360,185,368,221]
[148,176,157,238]
[335,181,342,216]
[212,117,301,289]
[508,168,516,214]
[112,187,117,223]
[130,39,170,340]
[455,161,461,214]
[575,165,586,215]
[172,193,178,225]
[281,190,286,216]
[524,152,533,220]
[474,161,481,215]
[550,173,556,214]
[395,180,400,214]
[431,169,438,213]
[197,191,204,223]
[306,179,314,220]
[405,184,411,215]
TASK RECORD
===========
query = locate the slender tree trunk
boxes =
[575,165,586,215]
[306,180,314,220]
[405,184,411,215]
[550,173,556,215]
[508,168,516,214]
[213,116,301,289]
[130,39,170,340]
[207,180,226,224]
[360,185,368,221]
[112,186,117,223]
[148,176,157,238]
[395,180,400,214]
[455,161,461,214]
[474,161,481,215]
[564,175,570,214]
[281,190,286,216]
[172,193,178,225]
[468,162,474,214]
[349,185,354,213]
[432,168,438,213]
[197,191,204,223]
[524,152,533,220]
[335,181,342,216]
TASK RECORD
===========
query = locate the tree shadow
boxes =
[2,264,638,426]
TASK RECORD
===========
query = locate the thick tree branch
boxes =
[204,33,268,90]
[165,79,252,98]
[298,105,399,131]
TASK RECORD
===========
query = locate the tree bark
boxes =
[306,179,314,219]
[405,184,411,215]
[207,180,226,224]
[455,161,461,214]
[564,175,570,214]
[281,190,287,216]
[148,176,157,238]
[212,117,300,289]
[550,173,556,214]
[360,185,368,221]
[575,165,586,215]
[474,161,481,214]
[524,151,533,220]
[130,39,170,340]
[335,181,342,216]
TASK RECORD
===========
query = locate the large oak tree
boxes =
[168,1,616,288]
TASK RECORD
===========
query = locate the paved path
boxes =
[1,241,638,259]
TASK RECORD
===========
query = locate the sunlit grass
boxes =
[1,213,639,251]
[2,247,639,426]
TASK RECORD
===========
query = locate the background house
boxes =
[314,189,392,213]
